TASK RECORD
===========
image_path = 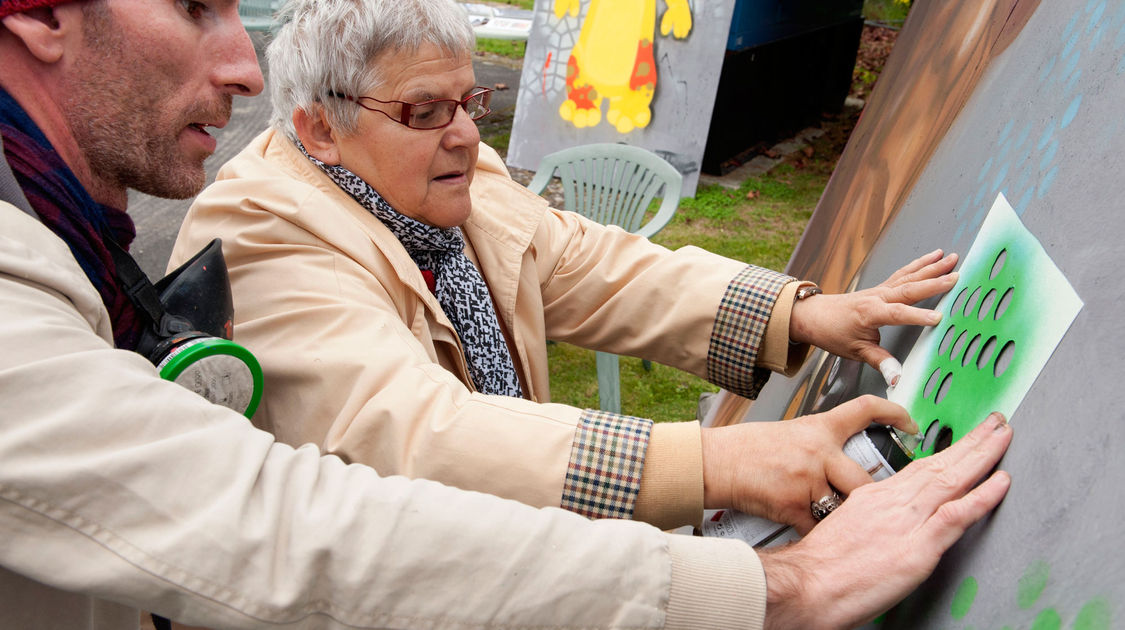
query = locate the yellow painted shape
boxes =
[553,0,580,19]
[575,0,653,89]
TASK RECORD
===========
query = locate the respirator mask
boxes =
[110,239,263,418]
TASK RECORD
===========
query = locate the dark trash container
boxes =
[702,0,865,174]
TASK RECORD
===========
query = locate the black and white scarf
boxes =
[300,143,522,397]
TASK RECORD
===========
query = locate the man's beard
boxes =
[64,87,231,200]
[62,2,231,201]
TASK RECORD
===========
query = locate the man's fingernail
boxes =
[947,271,960,283]
[879,357,902,388]
[929,311,943,325]
[906,417,920,435]
[989,412,1009,430]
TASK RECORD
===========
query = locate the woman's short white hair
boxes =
[267,0,475,139]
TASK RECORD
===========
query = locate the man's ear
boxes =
[293,106,343,165]
[1,4,83,64]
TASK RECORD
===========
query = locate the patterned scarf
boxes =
[299,143,522,397]
[0,89,142,349]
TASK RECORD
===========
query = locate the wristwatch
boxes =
[795,283,822,301]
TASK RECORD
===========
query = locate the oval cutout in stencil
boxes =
[952,288,968,317]
[994,340,1016,378]
[962,334,982,367]
[934,426,954,454]
[924,368,942,399]
[939,325,957,357]
[921,419,942,452]
[951,330,969,361]
[978,289,998,321]
[990,249,1008,280]
[964,286,982,318]
[936,372,953,404]
[995,287,1014,320]
[977,336,998,369]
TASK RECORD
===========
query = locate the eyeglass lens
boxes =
[407,91,491,129]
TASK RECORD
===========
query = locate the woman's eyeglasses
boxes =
[329,87,493,130]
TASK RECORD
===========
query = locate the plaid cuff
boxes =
[707,265,793,399]
[560,410,653,520]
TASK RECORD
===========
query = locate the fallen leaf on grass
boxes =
[745,190,760,200]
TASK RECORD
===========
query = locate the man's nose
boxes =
[215,21,265,97]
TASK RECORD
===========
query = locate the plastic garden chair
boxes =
[527,143,683,414]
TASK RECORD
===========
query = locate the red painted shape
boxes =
[566,56,597,109]
[629,39,657,90]
[542,51,553,96]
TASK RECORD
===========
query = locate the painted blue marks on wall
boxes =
[951,0,1125,249]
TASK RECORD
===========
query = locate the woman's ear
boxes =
[293,106,342,165]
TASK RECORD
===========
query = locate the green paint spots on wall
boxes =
[1018,560,1051,609]
[1073,597,1112,630]
[951,576,979,620]
[1030,608,1061,630]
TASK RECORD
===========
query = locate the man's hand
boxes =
[789,250,959,376]
[701,395,920,534]
[760,413,1013,630]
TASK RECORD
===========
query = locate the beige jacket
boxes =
[0,199,768,628]
[171,130,804,529]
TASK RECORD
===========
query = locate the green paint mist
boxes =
[1018,560,1050,609]
[951,576,978,620]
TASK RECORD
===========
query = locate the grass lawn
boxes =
[545,114,859,421]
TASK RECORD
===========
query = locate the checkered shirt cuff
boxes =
[707,265,794,399]
[560,410,653,520]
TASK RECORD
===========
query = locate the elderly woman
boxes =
[171,0,954,536]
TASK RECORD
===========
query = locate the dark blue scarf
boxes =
[0,88,141,349]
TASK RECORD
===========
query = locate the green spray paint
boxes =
[888,195,1083,459]
[951,576,978,620]
[1030,608,1061,630]
[1018,560,1050,609]
[1073,597,1112,630]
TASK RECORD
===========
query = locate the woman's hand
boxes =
[700,395,920,534]
[790,249,959,381]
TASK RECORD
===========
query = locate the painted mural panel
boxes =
[729,0,1124,627]
[507,0,735,196]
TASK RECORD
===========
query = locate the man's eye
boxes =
[179,0,207,19]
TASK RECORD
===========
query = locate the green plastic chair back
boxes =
[526,143,683,240]
[527,143,683,413]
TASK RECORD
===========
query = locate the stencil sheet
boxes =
[889,193,1083,458]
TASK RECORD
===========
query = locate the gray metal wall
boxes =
[746,1,1124,627]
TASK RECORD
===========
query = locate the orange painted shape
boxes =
[566,56,597,109]
[629,39,657,90]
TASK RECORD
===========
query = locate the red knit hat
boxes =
[0,0,74,19]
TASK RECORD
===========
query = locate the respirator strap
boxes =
[106,239,188,336]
